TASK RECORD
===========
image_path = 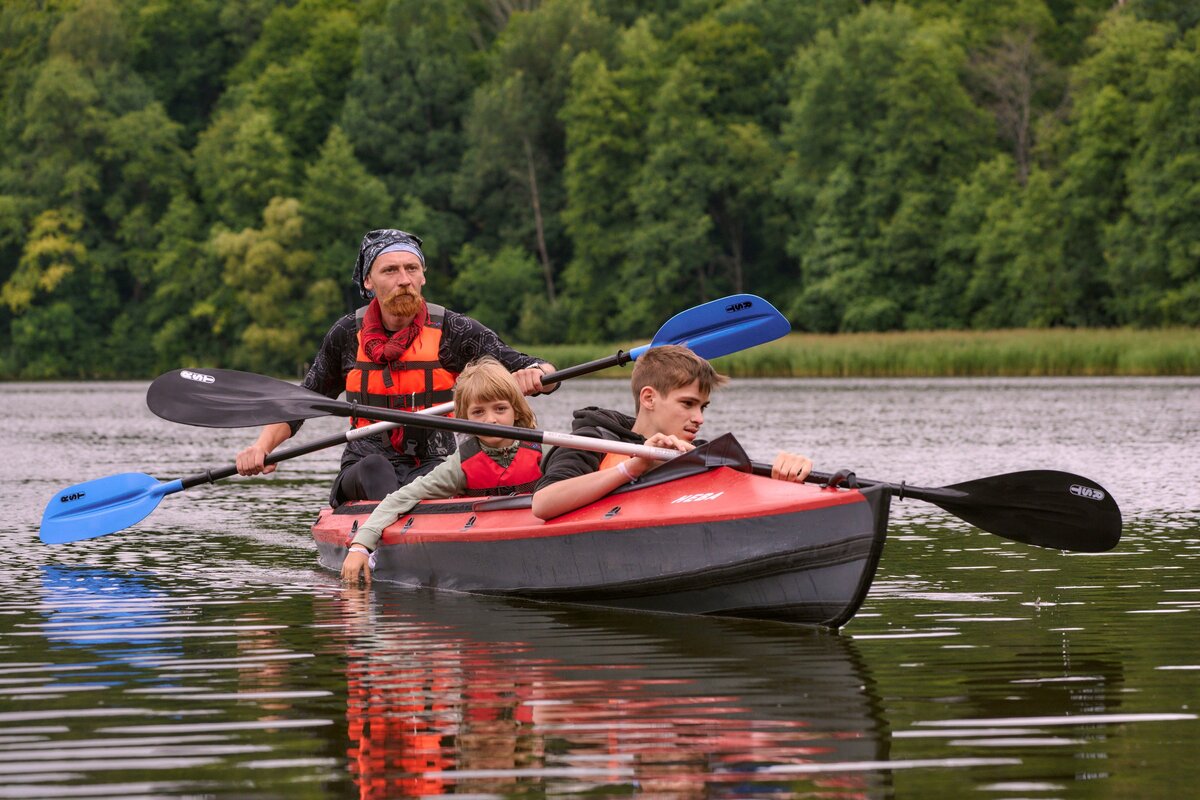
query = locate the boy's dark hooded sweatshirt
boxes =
[533,407,641,490]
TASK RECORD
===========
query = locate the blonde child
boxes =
[341,357,541,583]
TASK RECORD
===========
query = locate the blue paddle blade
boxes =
[632,294,790,360]
[40,473,183,545]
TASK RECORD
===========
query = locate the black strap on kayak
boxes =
[822,469,858,490]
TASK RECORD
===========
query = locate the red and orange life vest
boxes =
[345,303,458,437]
[458,438,542,496]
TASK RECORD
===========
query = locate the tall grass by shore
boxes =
[528,328,1200,378]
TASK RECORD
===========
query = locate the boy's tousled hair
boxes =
[453,356,537,430]
[629,345,729,410]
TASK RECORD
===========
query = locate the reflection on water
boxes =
[331,588,890,798]
[9,564,894,797]
[0,377,1198,796]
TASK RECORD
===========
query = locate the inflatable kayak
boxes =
[312,436,890,628]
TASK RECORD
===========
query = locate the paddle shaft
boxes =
[177,432,362,489]
[151,364,1121,552]
[748,462,945,500]
[261,405,1106,554]
[225,360,590,484]
[272,396,1090,546]
[180,381,681,491]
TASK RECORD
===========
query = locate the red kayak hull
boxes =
[312,467,890,627]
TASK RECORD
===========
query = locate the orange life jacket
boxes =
[598,451,633,471]
[345,303,458,435]
[458,438,542,496]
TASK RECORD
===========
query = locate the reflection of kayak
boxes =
[337,584,892,796]
[313,436,890,628]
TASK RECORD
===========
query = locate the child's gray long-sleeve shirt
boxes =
[350,439,523,551]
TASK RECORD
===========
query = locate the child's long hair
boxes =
[453,357,537,429]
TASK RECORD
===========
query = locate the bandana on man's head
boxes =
[352,229,425,298]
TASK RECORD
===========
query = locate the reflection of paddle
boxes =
[40,294,789,545]
[146,369,1122,554]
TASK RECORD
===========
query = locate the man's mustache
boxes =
[381,288,423,315]
[383,288,421,305]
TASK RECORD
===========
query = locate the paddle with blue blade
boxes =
[526,294,789,382]
[40,294,790,544]
[39,430,357,545]
[146,370,1122,554]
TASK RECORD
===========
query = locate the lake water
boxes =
[1,376,1198,798]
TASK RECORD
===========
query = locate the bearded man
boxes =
[235,229,555,506]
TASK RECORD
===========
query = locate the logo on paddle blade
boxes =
[1070,484,1105,501]
[725,300,753,313]
[60,491,85,503]
[180,370,215,384]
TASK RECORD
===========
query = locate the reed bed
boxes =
[526,328,1200,378]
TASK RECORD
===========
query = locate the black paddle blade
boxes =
[912,470,1121,553]
[147,368,337,427]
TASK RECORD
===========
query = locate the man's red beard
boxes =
[381,289,423,319]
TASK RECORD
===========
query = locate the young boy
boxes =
[531,345,813,520]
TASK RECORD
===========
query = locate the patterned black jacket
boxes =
[290,307,545,472]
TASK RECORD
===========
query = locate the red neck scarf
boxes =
[361,297,428,364]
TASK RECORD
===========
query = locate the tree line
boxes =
[1,0,1197,379]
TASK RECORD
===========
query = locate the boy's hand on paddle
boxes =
[771,452,813,483]
[341,551,371,585]
[630,433,693,478]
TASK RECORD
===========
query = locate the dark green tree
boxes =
[559,43,650,340]
[123,0,245,139]
[776,5,989,331]
[299,125,393,311]
[1061,12,1173,325]
[455,0,616,306]
[1105,25,1200,324]
[214,197,339,374]
[226,1,366,156]
[451,243,543,337]
[146,196,230,370]
[193,105,295,230]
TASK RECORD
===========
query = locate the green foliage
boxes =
[227,1,365,155]
[193,105,294,229]
[455,0,617,303]
[2,208,86,314]
[451,243,542,336]
[560,49,645,340]
[778,5,989,332]
[1,207,127,378]
[214,197,340,374]
[1104,25,1200,325]
[1,0,1198,379]
[341,0,485,215]
[299,125,393,308]
[123,0,241,137]
[146,195,229,370]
